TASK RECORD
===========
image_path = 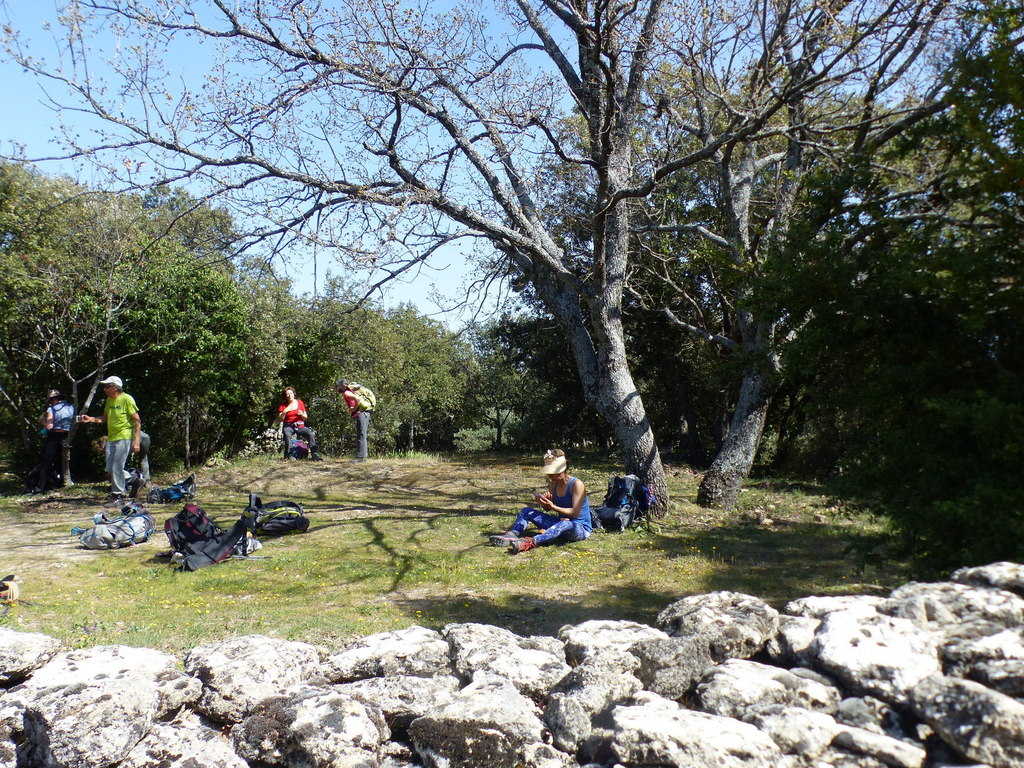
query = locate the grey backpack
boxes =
[76,503,156,550]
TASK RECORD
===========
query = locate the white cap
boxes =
[99,375,123,388]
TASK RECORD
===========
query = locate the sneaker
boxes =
[489,531,520,547]
[103,494,126,508]
[508,536,536,554]
[310,451,324,461]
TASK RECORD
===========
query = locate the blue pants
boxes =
[511,507,590,546]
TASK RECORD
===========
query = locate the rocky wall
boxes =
[2,562,1024,768]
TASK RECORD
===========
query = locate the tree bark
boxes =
[534,270,670,516]
[697,365,772,509]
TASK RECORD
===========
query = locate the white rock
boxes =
[184,634,322,723]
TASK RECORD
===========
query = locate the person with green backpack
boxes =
[334,379,375,461]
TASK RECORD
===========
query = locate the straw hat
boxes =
[540,450,567,475]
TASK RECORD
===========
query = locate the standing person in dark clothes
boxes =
[31,389,75,493]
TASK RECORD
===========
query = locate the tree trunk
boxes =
[184,397,192,469]
[697,365,772,509]
[534,275,670,516]
[61,439,74,486]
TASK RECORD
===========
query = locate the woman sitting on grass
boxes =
[491,449,593,554]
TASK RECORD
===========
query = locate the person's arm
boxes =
[131,412,142,452]
[81,412,106,425]
[41,407,54,430]
[538,479,586,519]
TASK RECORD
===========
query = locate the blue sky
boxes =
[0,0,496,324]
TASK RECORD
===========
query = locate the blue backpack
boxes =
[146,473,197,504]
[593,474,650,532]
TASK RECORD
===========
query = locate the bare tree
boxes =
[4,0,954,511]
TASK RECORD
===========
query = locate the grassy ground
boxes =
[0,453,909,653]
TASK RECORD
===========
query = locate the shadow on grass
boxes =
[641,520,900,606]
[387,584,679,638]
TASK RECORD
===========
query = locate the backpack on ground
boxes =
[76,502,156,549]
[147,473,197,504]
[288,439,310,460]
[26,460,59,494]
[243,492,309,535]
[350,382,376,412]
[593,474,650,532]
[164,503,261,572]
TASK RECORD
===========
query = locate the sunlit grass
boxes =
[0,454,905,652]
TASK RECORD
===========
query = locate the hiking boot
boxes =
[508,536,536,554]
[489,531,520,547]
[103,494,126,508]
[310,451,323,461]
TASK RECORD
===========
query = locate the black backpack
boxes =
[164,503,254,571]
[593,474,650,532]
[244,492,309,535]
[26,461,60,494]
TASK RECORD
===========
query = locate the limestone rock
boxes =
[408,674,546,768]
[0,628,61,685]
[881,581,1024,640]
[557,618,669,664]
[809,609,941,702]
[952,561,1024,596]
[324,625,453,682]
[9,644,200,768]
[610,695,783,768]
[630,635,715,700]
[765,614,820,667]
[337,674,461,738]
[544,651,643,751]
[443,622,569,700]
[184,634,323,723]
[119,710,247,768]
[909,673,1024,768]
[657,591,779,661]
[232,683,390,767]
[696,658,841,719]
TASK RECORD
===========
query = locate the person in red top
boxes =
[334,379,371,461]
[276,386,322,460]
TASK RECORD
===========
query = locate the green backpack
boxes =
[350,383,377,412]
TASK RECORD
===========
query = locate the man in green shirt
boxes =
[81,375,142,505]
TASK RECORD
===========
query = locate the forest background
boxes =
[0,0,1021,575]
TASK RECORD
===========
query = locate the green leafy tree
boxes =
[766,3,1024,569]
[0,162,283,473]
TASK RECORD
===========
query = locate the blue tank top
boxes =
[553,476,592,533]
